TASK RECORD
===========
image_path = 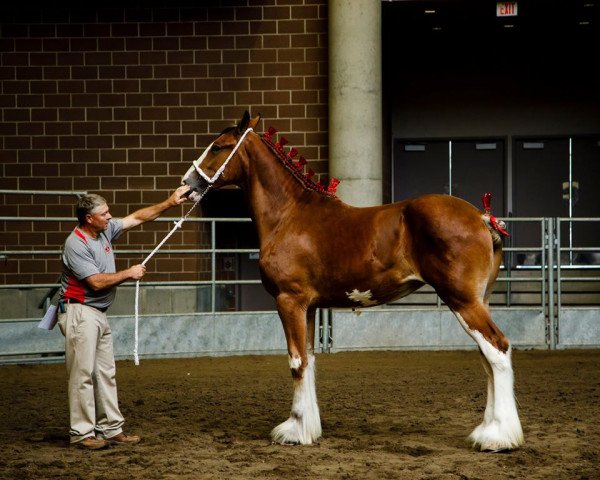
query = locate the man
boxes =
[57,186,190,450]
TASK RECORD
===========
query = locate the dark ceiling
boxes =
[382,0,599,97]
[382,0,599,43]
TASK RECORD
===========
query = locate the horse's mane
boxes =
[259,127,340,198]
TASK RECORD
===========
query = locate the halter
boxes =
[191,127,254,185]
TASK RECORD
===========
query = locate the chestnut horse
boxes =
[181,112,524,451]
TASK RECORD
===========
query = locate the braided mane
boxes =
[260,126,340,198]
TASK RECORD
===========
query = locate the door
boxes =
[393,140,449,201]
[393,138,505,213]
[512,138,568,265]
[571,137,600,265]
[452,140,505,213]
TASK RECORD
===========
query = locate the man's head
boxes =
[77,194,112,231]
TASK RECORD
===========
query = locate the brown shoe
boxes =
[108,432,141,445]
[75,436,109,450]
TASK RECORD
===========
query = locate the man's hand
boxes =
[128,264,146,281]
[85,264,146,290]
[122,185,192,231]
[169,185,191,206]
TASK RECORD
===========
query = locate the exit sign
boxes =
[497,2,518,17]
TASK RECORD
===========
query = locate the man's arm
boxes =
[121,185,190,232]
[84,264,146,291]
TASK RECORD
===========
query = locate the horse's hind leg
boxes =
[452,301,524,451]
[271,296,322,445]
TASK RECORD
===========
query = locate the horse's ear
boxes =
[249,113,261,130]
[238,111,251,132]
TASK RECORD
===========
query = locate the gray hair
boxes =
[76,194,107,225]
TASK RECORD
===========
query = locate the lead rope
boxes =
[133,127,253,365]
[133,192,206,365]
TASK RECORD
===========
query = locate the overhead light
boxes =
[503,24,515,28]
[405,145,426,152]
[476,143,497,150]
[523,142,544,149]
[578,20,591,25]
[425,9,436,14]
[432,26,442,31]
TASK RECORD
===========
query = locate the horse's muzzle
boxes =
[182,175,211,202]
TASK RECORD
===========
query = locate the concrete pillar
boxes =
[328,0,382,207]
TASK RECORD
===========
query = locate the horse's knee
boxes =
[288,354,305,379]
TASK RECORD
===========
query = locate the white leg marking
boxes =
[288,355,302,370]
[271,354,322,445]
[454,312,524,451]
[481,356,496,425]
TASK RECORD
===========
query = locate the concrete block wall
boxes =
[0,1,328,287]
[0,285,219,320]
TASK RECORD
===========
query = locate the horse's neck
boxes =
[245,137,319,243]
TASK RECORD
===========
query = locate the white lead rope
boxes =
[133,195,203,365]
[133,127,253,365]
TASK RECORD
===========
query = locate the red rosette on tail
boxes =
[481,193,509,237]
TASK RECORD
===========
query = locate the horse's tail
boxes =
[482,214,507,248]
[480,192,509,248]
[482,213,505,304]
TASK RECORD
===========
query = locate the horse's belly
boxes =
[320,275,425,309]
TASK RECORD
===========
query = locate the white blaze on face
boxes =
[346,289,378,307]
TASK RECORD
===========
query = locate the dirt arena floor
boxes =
[1,349,599,480]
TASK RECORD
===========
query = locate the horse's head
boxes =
[181,111,261,202]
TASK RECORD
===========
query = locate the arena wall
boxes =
[0,1,328,285]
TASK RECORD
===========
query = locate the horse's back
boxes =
[403,193,482,221]
[319,193,490,269]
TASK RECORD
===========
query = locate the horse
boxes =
[180,111,524,452]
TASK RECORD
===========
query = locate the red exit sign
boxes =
[497,2,518,17]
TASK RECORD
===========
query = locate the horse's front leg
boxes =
[271,296,322,445]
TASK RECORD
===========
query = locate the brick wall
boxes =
[0,1,328,286]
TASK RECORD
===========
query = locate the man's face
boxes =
[86,203,112,232]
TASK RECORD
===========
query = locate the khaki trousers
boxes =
[58,303,124,443]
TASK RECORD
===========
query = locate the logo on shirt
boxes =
[104,245,111,254]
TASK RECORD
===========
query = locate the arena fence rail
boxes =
[1,215,599,365]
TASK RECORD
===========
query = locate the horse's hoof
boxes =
[271,440,300,446]
[271,417,321,446]
[468,420,524,452]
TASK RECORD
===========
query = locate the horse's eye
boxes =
[211,144,222,154]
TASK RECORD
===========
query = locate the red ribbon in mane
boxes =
[262,126,340,198]
[327,178,340,194]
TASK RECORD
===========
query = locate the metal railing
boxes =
[1,216,599,314]
[500,217,547,310]
[0,189,87,197]
[0,215,261,314]
[1,214,599,365]
[0,190,88,308]
[555,218,600,348]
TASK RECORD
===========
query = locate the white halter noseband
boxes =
[192,127,253,184]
